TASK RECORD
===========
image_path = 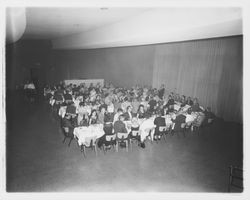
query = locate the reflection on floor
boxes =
[6,94,243,192]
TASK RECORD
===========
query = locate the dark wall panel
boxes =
[52,45,155,87]
[6,39,52,90]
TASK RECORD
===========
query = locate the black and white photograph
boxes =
[1,0,249,199]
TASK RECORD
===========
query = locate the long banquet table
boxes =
[73,124,105,146]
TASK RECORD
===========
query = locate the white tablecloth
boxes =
[73,124,105,146]
[139,117,156,142]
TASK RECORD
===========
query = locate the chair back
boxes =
[106,134,116,141]
[117,132,129,140]
[159,126,167,132]
[131,130,140,137]
[181,123,186,129]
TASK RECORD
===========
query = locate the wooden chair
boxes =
[102,134,117,154]
[154,126,167,143]
[80,136,98,157]
[62,127,74,147]
[116,132,130,152]
[228,165,243,192]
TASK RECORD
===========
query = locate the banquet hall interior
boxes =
[5,7,243,192]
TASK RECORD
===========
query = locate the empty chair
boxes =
[102,134,117,154]
[228,165,243,192]
[116,132,130,152]
[62,127,74,147]
[80,135,98,157]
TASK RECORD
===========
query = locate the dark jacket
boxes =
[154,116,166,135]
[172,114,186,132]
[114,120,127,134]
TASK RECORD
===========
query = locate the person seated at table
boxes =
[175,93,181,102]
[61,113,75,135]
[131,117,140,130]
[89,109,98,125]
[123,105,133,121]
[114,114,128,134]
[168,104,175,113]
[113,108,123,123]
[54,90,64,103]
[161,106,169,116]
[154,111,166,140]
[140,97,148,110]
[203,107,216,125]
[191,98,202,112]
[137,105,146,119]
[99,102,108,112]
[78,113,89,127]
[171,113,186,132]
[185,108,195,124]
[107,100,114,114]
[186,96,194,106]
[158,84,165,100]
[164,95,175,108]
[131,97,140,115]
[56,85,64,96]
[64,91,73,104]
[121,97,132,112]
[148,96,157,114]
[180,95,186,107]
[66,103,77,116]
[88,83,94,92]
[89,88,97,102]
[97,106,106,124]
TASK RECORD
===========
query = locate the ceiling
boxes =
[6,7,242,49]
[23,7,150,39]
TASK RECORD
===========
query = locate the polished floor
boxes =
[6,93,243,192]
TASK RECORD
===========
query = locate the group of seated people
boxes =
[44,82,216,149]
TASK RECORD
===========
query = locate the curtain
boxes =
[152,36,242,123]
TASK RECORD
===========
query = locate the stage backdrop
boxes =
[52,36,242,123]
